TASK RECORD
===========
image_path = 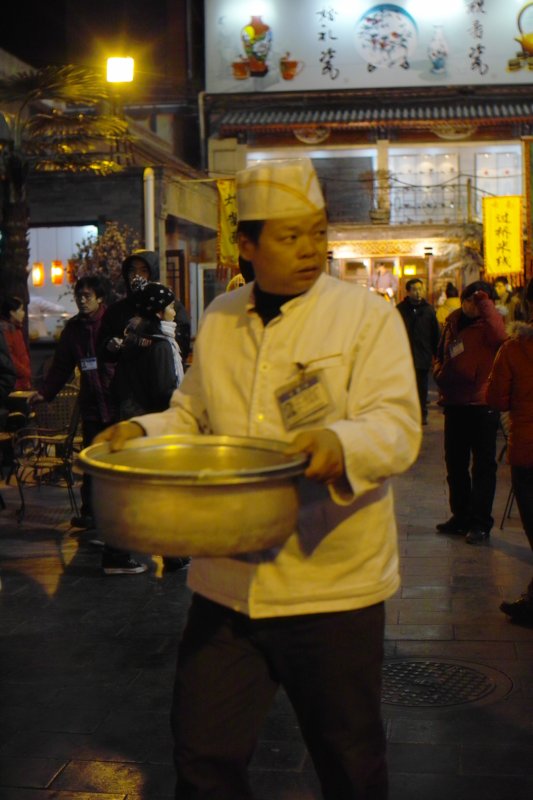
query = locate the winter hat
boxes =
[236,158,325,221]
[134,282,175,317]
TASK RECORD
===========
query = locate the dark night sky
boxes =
[1,0,170,69]
[1,1,68,67]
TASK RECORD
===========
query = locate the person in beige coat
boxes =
[96,159,421,799]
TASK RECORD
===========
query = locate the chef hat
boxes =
[134,282,175,317]
[236,158,325,221]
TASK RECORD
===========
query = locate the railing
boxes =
[388,181,482,225]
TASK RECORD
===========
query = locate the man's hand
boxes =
[285,428,345,484]
[93,420,145,452]
[472,290,489,304]
[28,392,45,406]
[107,337,123,353]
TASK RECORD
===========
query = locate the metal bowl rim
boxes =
[78,434,309,485]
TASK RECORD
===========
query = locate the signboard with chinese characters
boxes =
[483,196,523,276]
[205,0,533,93]
[216,179,239,271]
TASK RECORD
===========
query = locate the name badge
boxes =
[276,371,331,431]
[80,357,98,372]
[449,339,464,359]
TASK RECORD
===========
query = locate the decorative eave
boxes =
[208,85,533,139]
[217,100,533,136]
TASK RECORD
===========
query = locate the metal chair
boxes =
[497,413,515,530]
[0,430,10,510]
[500,487,515,530]
[1,399,32,503]
[11,384,82,522]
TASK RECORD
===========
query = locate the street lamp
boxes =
[105,56,134,164]
[106,57,134,83]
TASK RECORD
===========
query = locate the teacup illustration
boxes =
[279,53,304,80]
[232,58,250,79]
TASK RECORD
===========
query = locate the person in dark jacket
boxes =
[396,278,440,424]
[434,281,507,544]
[113,281,189,572]
[32,276,147,575]
[98,249,191,363]
[114,282,184,420]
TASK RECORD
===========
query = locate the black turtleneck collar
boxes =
[458,311,477,331]
[253,283,301,326]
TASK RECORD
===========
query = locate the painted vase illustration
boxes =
[241,15,272,76]
[428,25,449,74]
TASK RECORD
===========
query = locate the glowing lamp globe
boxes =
[51,260,64,285]
[107,57,134,83]
[32,262,45,287]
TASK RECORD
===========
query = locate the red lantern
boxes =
[51,260,64,285]
[67,259,77,284]
[32,262,45,287]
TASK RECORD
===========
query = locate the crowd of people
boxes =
[0,251,190,575]
[393,272,533,627]
[0,157,532,798]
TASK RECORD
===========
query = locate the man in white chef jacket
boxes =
[96,159,421,800]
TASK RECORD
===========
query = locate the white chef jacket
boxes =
[134,273,421,618]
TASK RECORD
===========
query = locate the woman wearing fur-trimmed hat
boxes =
[98,250,191,364]
[113,282,184,421]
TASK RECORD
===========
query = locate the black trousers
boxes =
[80,418,108,516]
[415,369,429,420]
[511,465,533,553]
[171,595,387,800]
[443,405,499,532]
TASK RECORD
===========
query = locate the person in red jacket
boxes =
[0,296,32,390]
[434,280,507,544]
[487,278,533,625]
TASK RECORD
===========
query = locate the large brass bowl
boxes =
[77,435,308,557]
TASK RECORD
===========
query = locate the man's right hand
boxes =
[93,420,145,451]
[107,337,123,353]
[28,392,45,406]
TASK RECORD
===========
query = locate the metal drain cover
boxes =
[382,660,505,707]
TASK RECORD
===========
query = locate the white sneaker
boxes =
[102,558,147,575]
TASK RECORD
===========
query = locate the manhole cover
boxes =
[382,660,504,707]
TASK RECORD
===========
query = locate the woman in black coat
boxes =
[114,282,184,420]
[113,281,187,571]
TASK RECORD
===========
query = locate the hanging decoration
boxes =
[31,262,45,287]
[51,260,64,285]
[67,259,77,284]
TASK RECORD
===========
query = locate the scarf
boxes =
[160,319,184,386]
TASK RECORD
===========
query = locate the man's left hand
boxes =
[285,429,345,484]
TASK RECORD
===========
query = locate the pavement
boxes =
[1,400,533,800]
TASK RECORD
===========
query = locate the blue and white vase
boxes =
[428,25,448,75]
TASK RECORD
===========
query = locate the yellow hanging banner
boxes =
[217,179,239,274]
[483,196,523,276]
